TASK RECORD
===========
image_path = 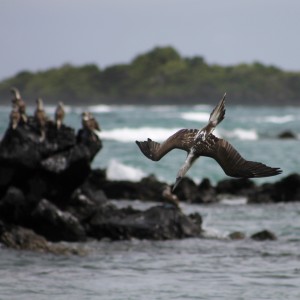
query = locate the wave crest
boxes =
[106,159,146,182]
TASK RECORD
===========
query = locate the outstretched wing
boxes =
[202,136,282,178]
[136,129,196,161]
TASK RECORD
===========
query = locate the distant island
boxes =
[1,46,300,106]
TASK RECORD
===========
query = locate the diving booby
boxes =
[34,98,47,141]
[136,94,282,191]
[55,102,65,129]
[10,87,27,123]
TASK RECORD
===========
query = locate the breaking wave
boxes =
[258,115,295,124]
[100,127,181,142]
[106,159,146,182]
[180,112,210,122]
[221,128,258,140]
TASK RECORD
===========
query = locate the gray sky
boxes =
[1,0,300,80]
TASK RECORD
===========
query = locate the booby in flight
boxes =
[136,94,282,191]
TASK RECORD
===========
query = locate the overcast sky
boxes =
[1,0,300,80]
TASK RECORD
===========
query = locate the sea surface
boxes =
[0,103,299,299]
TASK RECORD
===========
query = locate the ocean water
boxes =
[0,103,300,299]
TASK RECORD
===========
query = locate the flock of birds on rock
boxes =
[9,87,101,141]
[7,88,282,198]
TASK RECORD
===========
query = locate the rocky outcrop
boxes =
[248,173,300,203]
[0,111,204,251]
[88,204,202,241]
[277,130,297,139]
[0,97,298,252]
[0,117,102,204]
[0,221,87,255]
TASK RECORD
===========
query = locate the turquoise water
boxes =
[1,104,299,183]
[0,104,300,299]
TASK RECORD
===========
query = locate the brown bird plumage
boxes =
[55,102,65,129]
[136,95,282,191]
[10,104,21,130]
[10,87,27,123]
[34,98,47,141]
[82,112,101,132]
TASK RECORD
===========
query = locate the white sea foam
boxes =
[258,115,295,124]
[222,128,258,140]
[220,197,247,205]
[106,159,146,181]
[87,105,112,113]
[100,127,181,142]
[181,112,210,122]
[201,227,228,239]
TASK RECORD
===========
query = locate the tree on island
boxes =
[0,46,300,106]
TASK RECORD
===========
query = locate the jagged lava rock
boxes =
[0,117,102,203]
[248,173,300,203]
[87,204,203,241]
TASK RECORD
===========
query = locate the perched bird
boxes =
[34,98,47,141]
[55,102,65,129]
[162,185,180,209]
[82,112,101,133]
[10,104,21,130]
[136,94,282,191]
[10,87,27,123]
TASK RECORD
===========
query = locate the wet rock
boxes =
[248,173,300,203]
[228,231,246,240]
[0,186,28,224]
[0,117,102,204]
[216,178,256,197]
[278,130,297,139]
[173,177,199,203]
[67,188,108,223]
[196,178,218,203]
[0,222,87,255]
[31,199,86,242]
[251,230,277,241]
[88,205,202,241]
[100,174,166,201]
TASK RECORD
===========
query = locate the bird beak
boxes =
[172,177,182,192]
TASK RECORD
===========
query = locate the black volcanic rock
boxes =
[248,173,300,203]
[31,199,86,242]
[278,130,297,139]
[216,178,256,197]
[100,174,166,201]
[0,110,206,247]
[0,117,102,203]
[0,222,87,255]
[251,230,277,241]
[88,204,203,241]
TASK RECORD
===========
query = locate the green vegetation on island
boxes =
[1,46,300,105]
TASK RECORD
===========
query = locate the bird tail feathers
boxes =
[136,139,160,161]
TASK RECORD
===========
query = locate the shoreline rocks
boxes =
[0,98,298,253]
